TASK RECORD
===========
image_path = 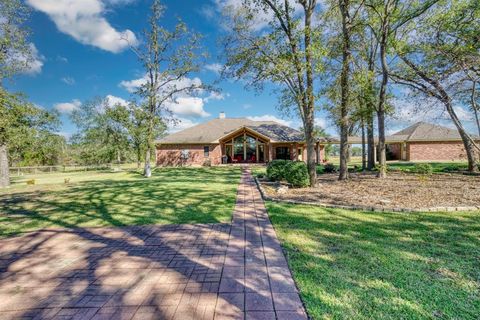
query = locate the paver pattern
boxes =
[0,169,307,319]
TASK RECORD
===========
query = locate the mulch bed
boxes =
[259,172,480,211]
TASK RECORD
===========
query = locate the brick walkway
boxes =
[0,169,307,319]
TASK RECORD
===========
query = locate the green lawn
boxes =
[387,161,469,173]
[267,202,480,319]
[0,167,241,238]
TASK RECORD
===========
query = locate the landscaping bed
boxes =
[259,172,480,210]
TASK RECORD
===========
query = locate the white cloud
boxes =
[166,97,210,117]
[10,43,44,75]
[26,0,137,53]
[24,44,45,75]
[56,55,68,63]
[243,104,252,109]
[119,75,212,118]
[168,118,198,133]
[204,91,227,102]
[205,63,223,74]
[106,94,128,106]
[119,75,203,94]
[451,106,473,122]
[314,117,327,129]
[105,0,137,5]
[54,99,81,113]
[61,76,75,85]
[247,114,292,127]
[214,0,302,31]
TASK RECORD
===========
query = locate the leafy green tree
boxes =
[391,0,480,172]
[0,0,39,187]
[70,98,132,165]
[9,131,66,166]
[365,0,438,178]
[0,0,33,81]
[0,90,58,186]
[124,101,166,168]
[223,0,320,187]
[127,0,204,177]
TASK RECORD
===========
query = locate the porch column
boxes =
[316,142,320,164]
[268,143,273,162]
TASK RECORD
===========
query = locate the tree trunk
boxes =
[361,120,366,171]
[305,116,317,187]
[367,113,375,170]
[338,0,351,181]
[444,98,479,172]
[117,149,121,168]
[303,5,317,187]
[136,145,142,169]
[400,55,479,172]
[376,24,389,178]
[144,147,152,177]
[471,81,480,137]
[0,144,10,188]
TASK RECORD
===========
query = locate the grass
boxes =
[267,202,480,319]
[387,162,469,173]
[0,167,241,238]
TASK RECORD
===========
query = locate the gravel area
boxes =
[260,172,480,210]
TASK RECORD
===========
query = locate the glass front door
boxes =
[224,133,267,163]
[233,136,244,162]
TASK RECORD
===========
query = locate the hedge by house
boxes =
[266,159,288,181]
[285,161,309,187]
[267,160,309,187]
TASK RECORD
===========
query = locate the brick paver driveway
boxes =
[0,169,307,319]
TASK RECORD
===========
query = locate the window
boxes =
[276,147,291,160]
[204,146,209,157]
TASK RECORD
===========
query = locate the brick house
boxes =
[156,113,325,166]
[384,122,479,161]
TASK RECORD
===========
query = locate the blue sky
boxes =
[7,0,478,139]
[8,0,322,139]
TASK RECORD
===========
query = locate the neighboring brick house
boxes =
[384,122,479,161]
[156,113,325,166]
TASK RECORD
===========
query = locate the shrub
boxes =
[285,161,309,187]
[26,179,36,185]
[324,163,338,173]
[266,160,288,181]
[316,165,325,174]
[414,163,433,175]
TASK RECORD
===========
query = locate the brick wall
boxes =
[156,144,222,166]
[407,141,467,161]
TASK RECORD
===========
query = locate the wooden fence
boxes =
[9,163,138,176]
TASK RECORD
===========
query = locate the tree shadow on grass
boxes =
[0,167,241,238]
[267,202,480,319]
[0,168,268,320]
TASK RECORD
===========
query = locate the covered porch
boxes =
[219,127,324,164]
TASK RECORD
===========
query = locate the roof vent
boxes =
[219,112,226,119]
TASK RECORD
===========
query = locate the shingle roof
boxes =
[390,122,472,141]
[320,122,479,144]
[157,118,304,144]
